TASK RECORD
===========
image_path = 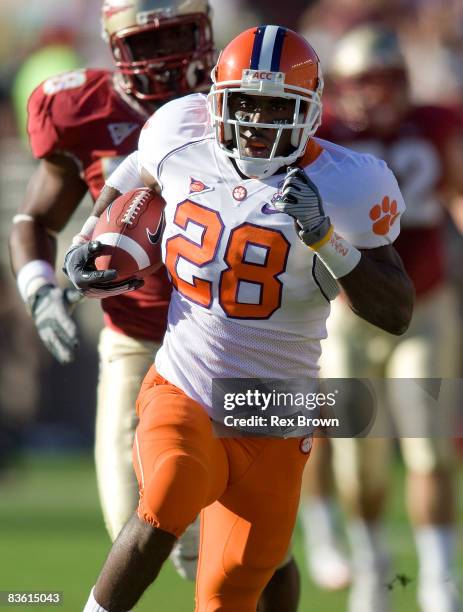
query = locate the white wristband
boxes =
[12,214,58,237]
[17,259,57,303]
[310,226,361,279]
[105,151,143,193]
[12,213,35,224]
[72,215,99,246]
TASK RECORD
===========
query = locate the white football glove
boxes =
[30,284,82,364]
[273,166,332,246]
[63,241,143,299]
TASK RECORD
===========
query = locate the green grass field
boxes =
[0,454,460,611]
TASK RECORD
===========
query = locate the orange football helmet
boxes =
[102,0,214,103]
[208,25,323,178]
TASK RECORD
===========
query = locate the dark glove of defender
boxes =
[63,241,144,298]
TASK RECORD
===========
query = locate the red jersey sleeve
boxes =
[26,69,91,159]
[27,82,61,158]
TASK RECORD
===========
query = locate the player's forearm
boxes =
[68,185,124,247]
[9,222,60,306]
[338,249,414,335]
[89,155,160,221]
[90,185,122,218]
[273,165,412,334]
[9,221,57,275]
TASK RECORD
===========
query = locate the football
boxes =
[92,188,165,281]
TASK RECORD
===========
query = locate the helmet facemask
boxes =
[110,12,214,102]
[208,68,323,179]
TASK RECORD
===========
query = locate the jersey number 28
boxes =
[165,200,290,320]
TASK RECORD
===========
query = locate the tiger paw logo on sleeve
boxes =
[369,196,399,235]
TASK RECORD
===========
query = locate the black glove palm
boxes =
[63,241,144,298]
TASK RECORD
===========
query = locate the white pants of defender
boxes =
[95,326,160,540]
[320,285,459,493]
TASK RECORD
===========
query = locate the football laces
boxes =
[121,189,151,225]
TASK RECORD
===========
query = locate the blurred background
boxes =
[0,0,462,610]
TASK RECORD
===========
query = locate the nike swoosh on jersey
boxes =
[146,211,165,244]
[261,202,282,215]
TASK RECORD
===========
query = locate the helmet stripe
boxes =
[270,27,286,71]
[257,25,280,71]
[250,26,266,69]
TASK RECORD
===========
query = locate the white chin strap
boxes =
[235,153,298,179]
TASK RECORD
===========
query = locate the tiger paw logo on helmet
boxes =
[370,196,399,235]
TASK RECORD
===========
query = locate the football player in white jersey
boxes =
[65,25,414,612]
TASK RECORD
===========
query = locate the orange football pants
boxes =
[133,365,311,612]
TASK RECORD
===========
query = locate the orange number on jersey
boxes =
[165,200,224,308]
[219,223,290,319]
[165,202,290,318]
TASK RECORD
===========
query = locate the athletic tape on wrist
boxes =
[17,259,57,303]
[72,215,99,246]
[310,226,361,279]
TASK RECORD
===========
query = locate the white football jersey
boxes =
[137,94,405,418]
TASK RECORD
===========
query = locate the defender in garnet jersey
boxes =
[300,26,463,612]
[26,68,172,342]
[8,0,215,582]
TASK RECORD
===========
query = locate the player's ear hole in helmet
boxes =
[208,25,323,179]
[102,0,215,103]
